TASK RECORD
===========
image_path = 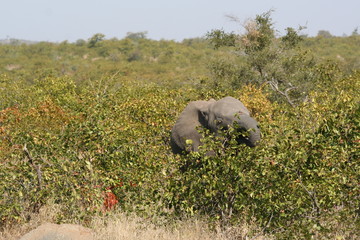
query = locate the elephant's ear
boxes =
[199,105,209,122]
[198,99,215,124]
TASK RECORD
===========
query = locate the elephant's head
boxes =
[200,96,261,147]
[170,96,261,155]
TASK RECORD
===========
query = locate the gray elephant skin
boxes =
[170,96,261,154]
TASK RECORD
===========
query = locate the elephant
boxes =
[170,96,261,154]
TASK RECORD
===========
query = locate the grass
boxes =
[91,213,272,240]
[0,204,272,240]
[2,205,358,240]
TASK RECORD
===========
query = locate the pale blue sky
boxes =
[1,0,359,42]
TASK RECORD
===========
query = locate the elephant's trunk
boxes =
[246,126,261,147]
[235,115,261,147]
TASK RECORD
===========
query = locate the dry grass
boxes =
[0,204,61,240]
[91,212,271,240]
[0,204,271,240]
[1,203,358,240]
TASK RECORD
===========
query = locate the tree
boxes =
[206,11,324,107]
[317,30,332,38]
[88,33,105,48]
[75,39,86,46]
[351,27,359,36]
[125,31,148,40]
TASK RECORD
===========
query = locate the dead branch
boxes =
[267,79,297,108]
[23,144,43,190]
[298,174,321,215]
[250,212,274,240]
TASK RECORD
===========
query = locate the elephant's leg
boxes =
[170,137,184,154]
[192,141,200,152]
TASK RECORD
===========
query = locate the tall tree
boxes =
[88,33,105,48]
[206,11,325,107]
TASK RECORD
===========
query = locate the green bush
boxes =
[162,72,360,238]
[0,22,359,239]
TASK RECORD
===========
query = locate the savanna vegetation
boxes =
[0,12,359,239]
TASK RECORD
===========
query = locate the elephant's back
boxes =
[214,96,250,116]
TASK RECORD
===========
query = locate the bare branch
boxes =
[266,79,297,108]
[250,212,274,240]
[297,174,321,215]
[225,14,241,23]
[23,144,43,190]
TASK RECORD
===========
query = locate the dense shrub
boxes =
[0,22,359,239]
[161,72,359,238]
